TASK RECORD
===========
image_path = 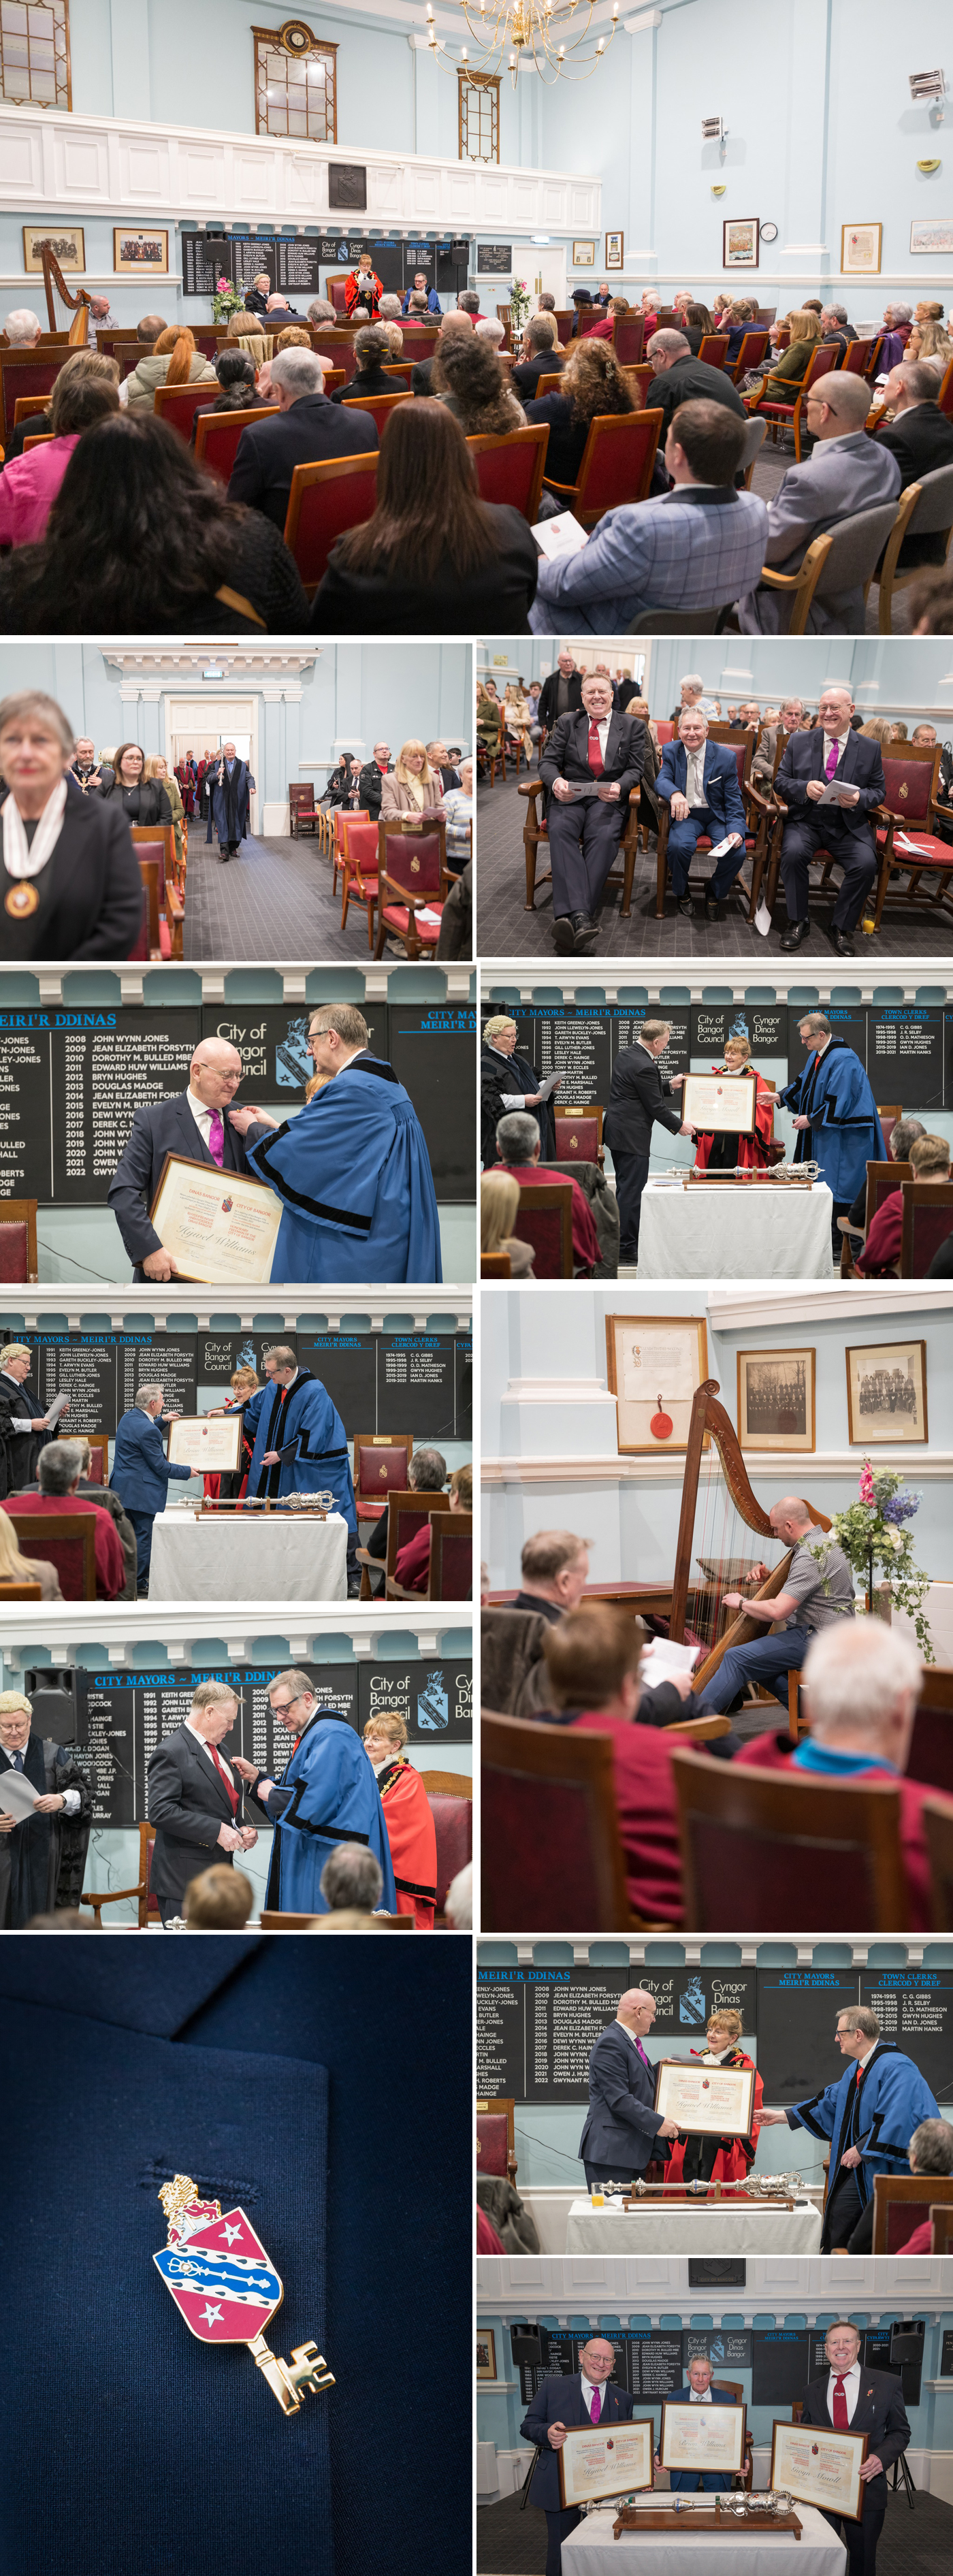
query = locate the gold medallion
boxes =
[4,881,40,918]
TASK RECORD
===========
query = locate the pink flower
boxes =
[858,1462,875,1505]
[218,276,228,291]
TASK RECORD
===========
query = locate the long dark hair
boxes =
[1,415,251,630]
[432,332,517,435]
[336,404,502,582]
[562,340,634,427]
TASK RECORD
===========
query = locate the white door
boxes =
[515,244,566,306]
[164,697,259,833]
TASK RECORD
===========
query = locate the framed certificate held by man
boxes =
[681,1074,757,1136]
[166,1413,243,1472]
[770,2421,869,2522]
[148,1154,282,1285]
[653,2058,756,2138]
[660,2399,747,2480]
[558,2419,654,2508]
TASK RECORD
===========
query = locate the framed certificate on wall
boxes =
[654,2058,755,2139]
[605,1313,709,1455]
[558,2418,655,2508]
[770,2421,868,2522]
[660,2399,747,2479]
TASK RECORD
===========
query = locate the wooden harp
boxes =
[671,1377,831,1692]
[40,242,93,342]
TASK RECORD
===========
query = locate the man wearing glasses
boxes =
[233,1668,395,1918]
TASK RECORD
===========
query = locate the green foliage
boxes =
[806,1460,933,1660]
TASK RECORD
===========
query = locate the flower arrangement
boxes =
[809,1459,933,1659]
[509,276,531,328]
[212,275,244,323]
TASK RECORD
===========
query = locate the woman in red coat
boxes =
[665,2010,763,2191]
[690,1033,776,1171]
[345,254,383,319]
[363,1709,438,1927]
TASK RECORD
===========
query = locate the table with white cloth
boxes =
[635,1178,833,1280]
[148,1508,349,1601]
[562,2503,845,2576]
[563,2195,822,2255]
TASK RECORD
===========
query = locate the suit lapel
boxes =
[174,1094,213,1165]
[183,1726,234,1818]
[603,714,619,770]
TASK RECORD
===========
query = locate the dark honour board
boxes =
[475,1965,758,2104]
[5,1328,472,1443]
[479,1001,949,1114]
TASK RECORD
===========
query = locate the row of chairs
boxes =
[287,800,460,957]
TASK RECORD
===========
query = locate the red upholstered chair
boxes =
[553,310,577,347]
[134,850,161,961]
[339,814,380,947]
[534,371,563,398]
[747,341,842,460]
[7,1511,97,1602]
[655,720,675,743]
[869,740,951,930]
[419,1772,472,1919]
[129,825,183,961]
[899,1179,953,1276]
[841,338,876,377]
[329,278,349,315]
[81,1819,159,1927]
[655,723,769,920]
[81,1434,110,1485]
[613,315,645,367]
[379,1489,452,1598]
[553,1107,604,1163]
[543,407,663,527]
[353,1436,413,1525]
[428,1511,472,1601]
[871,2173,953,2252]
[0,347,68,446]
[340,387,412,436]
[875,1104,902,1155]
[697,334,730,368]
[467,423,549,522]
[283,452,378,596]
[935,354,953,419]
[862,1156,911,1246]
[373,816,450,959]
[481,1709,643,1931]
[0,1200,38,1281]
[380,360,416,389]
[730,329,769,381]
[475,2095,517,2180]
[289,782,319,837]
[513,1181,574,1278]
[311,331,359,383]
[152,381,219,442]
[670,1747,908,1930]
[331,805,369,896]
[195,329,223,362]
[194,404,278,481]
[621,364,654,408]
[903,1667,953,1796]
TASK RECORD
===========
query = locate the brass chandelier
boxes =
[424,0,620,87]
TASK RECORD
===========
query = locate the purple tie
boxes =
[825,737,839,780]
[633,2037,649,2067]
[208,1110,224,1169]
[589,2385,601,2424]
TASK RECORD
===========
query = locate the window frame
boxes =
[253,24,338,145]
[0,0,72,112]
[457,68,500,166]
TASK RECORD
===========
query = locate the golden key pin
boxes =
[153,2174,335,2417]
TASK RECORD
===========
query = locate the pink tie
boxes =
[589,2386,601,2424]
[208,1110,224,1168]
[825,738,839,780]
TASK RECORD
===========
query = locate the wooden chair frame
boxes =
[670,1745,909,1931]
[870,2172,953,2253]
[466,423,550,524]
[541,406,663,527]
[553,1104,605,1161]
[282,451,379,596]
[481,1251,512,1278]
[372,814,450,960]
[361,1486,452,1603]
[519,775,643,914]
[876,473,953,633]
[513,1178,574,1278]
[261,1907,412,1927]
[288,782,320,838]
[481,1708,651,1932]
[899,1178,953,1277]
[193,403,278,479]
[870,740,950,930]
[0,1197,39,1282]
[427,1509,473,1602]
[745,343,843,460]
[81,1818,155,1926]
[7,1510,98,1600]
[129,823,184,960]
[339,810,381,950]
[353,1433,413,1521]
[476,2093,518,2183]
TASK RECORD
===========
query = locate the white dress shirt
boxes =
[690,2386,713,2403]
[185,1090,223,1151]
[826,2360,860,2423]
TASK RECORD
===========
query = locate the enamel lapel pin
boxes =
[154,2174,335,2417]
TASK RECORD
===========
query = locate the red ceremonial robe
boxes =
[693,1066,775,1171]
[376,1756,438,1927]
[345,269,383,317]
[664,2046,763,2189]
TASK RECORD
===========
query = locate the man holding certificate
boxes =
[108,1037,273,1282]
[520,2338,634,2576]
[230,1003,442,1285]
[579,1987,681,2189]
[656,2355,744,2492]
[796,2320,910,2576]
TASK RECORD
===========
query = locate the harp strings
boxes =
[692,1432,773,1652]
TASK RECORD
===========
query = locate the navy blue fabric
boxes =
[1,1936,471,2576]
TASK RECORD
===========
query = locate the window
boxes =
[0,0,71,109]
[253,25,337,143]
[458,70,500,165]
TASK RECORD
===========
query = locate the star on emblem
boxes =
[219,2223,242,2244]
[201,2303,224,2326]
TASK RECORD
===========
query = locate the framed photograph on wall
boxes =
[841,221,882,274]
[845,1340,928,1444]
[114,227,169,274]
[23,225,84,274]
[723,217,759,268]
[910,219,953,255]
[476,2330,496,2381]
[606,1314,709,1456]
[605,230,624,270]
[572,239,596,266]
[737,1349,815,1453]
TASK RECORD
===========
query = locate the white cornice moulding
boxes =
[103,649,319,677]
[0,1605,469,1655]
[0,1287,472,1327]
[481,961,953,1003]
[4,963,472,1004]
[708,1285,953,1329]
[482,1450,953,1483]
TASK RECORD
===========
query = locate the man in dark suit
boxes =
[357,741,392,818]
[656,707,749,918]
[536,651,584,737]
[774,681,885,956]
[227,349,378,532]
[875,362,953,565]
[658,2356,743,2491]
[243,271,272,317]
[579,1985,680,2187]
[604,1018,693,1263]
[109,1383,193,1591]
[521,2337,634,2576]
[410,308,472,396]
[645,327,745,451]
[426,737,461,791]
[146,1677,257,1925]
[540,671,645,952]
[511,317,565,403]
[798,2320,910,2576]
[107,1035,271,1281]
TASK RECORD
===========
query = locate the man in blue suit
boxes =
[774,682,886,956]
[110,1381,192,1592]
[402,271,441,315]
[656,707,748,919]
[108,1035,272,1282]
[521,2337,633,2576]
[579,1986,680,2188]
[657,2355,745,2491]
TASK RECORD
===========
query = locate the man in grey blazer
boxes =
[579,1984,681,2186]
[146,1677,258,1925]
[108,1036,272,1281]
[739,371,901,632]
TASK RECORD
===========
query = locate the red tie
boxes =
[210,1742,238,1815]
[589,2385,601,2424]
[587,720,604,777]
[832,2375,849,2430]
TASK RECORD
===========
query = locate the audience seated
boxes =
[493,1108,600,1273]
[511,312,563,402]
[643,327,746,440]
[394,1460,472,1591]
[410,306,473,396]
[879,302,914,372]
[739,370,901,633]
[722,298,758,366]
[873,363,953,564]
[442,755,474,856]
[681,301,715,354]
[329,323,401,404]
[266,290,307,327]
[362,1443,447,1590]
[905,319,953,378]
[312,402,538,635]
[3,306,42,349]
[481,1169,536,1276]
[380,738,446,817]
[530,400,766,637]
[227,347,378,532]
[854,1131,951,1275]
[10,1438,124,1599]
[847,2116,953,2255]
[540,1603,686,1922]
[243,272,272,317]
[0,353,118,547]
[193,347,269,439]
[123,323,216,416]
[0,413,309,633]
[526,337,634,495]
[183,1863,255,1927]
[838,1114,924,1256]
[432,329,525,434]
[402,270,442,317]
[583,295,631,344]
[313,1841,385,1926]
[748,308,824,404]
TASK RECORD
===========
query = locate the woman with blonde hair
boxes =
[481,1169,534,1276]
[748,308,824,406]
[361,1706,438,1927]
[526,336,634,492]
[227,309,265,342]
[0,1509,62,1598]
[379,739,446,818]
[503,679,534,760]
[124,323,217,416]
[142,752,184,869]
[907,318,953,376]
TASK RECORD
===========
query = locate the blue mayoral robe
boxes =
[788,2042,939,2210]
[242,1369,357,1532]
[779,1037,888,1202]
[263,1712,397,1914]
[247,1055,442,1284]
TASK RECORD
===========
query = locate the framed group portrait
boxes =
[23,224,84,274]
[723,217,759,268]
[605,230,624,269]
[476,2330,496,2381]
[737,1349,815,1452]
[845,1340,928,1444]
[114,227,169,274]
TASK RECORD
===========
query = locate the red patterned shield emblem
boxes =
[154,2206,283,2344]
